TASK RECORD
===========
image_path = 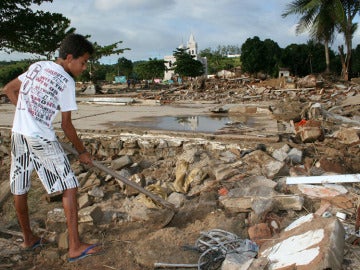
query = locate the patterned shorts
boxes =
[10,132,79,195]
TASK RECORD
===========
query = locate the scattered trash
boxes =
[155,229,258,269]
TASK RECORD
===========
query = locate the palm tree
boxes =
[337,0,359,81]
[282,0,341,74]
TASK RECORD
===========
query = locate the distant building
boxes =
[164,34,208,81]
[279,68,290,78]
[227,54,241,58]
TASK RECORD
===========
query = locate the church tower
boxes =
[164,34,207,81]
[187,34,198,58]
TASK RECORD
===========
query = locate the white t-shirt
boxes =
[12,61,77,140]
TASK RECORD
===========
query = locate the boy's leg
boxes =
[14,193,40,248]
[11,133,40,248]
[62,187,101,258]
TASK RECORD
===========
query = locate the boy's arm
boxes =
[3,78,21,106]
[61,111,93,165]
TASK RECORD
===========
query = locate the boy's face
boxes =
[66,53,91,77]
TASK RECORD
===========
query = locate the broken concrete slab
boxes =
[296,184,348,198]
[259,214,345,270]
[219,194,303,213]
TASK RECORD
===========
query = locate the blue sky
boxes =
[1,0,359,63]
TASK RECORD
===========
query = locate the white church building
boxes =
[164,34,207,81]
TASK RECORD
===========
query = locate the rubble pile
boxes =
[0,75,360,269]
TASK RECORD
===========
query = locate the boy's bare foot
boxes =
[68,243,105,262]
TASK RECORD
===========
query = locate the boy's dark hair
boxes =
[58,33,94,59]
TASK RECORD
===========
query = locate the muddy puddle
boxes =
[111,113,273,133]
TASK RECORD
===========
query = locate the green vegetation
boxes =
[200,46,241,75]
[0,61,32,86]
[133,58,166,81]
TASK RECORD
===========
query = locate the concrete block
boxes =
[78,205,104,225]
[221,253,254,270]
[259,215,345,269]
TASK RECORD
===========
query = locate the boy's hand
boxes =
[78,151,93,166]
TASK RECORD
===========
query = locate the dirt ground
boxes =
[1,76,360,270]
[0,158,251,270]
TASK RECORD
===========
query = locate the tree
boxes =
[133,58,166,81]
[86,41,130,82]
[1,0,75,59]
[351,44,360,77]
[263,39,282,77]
[282,0,359,80]
[337,0,359,80]
[172,48,204,78]
[117,57,133,79]
[281,41,332,76]
[282,0,340,73]
[241,36,281,77]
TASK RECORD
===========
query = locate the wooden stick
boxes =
[154,262,198,268]
[0,228,23,237]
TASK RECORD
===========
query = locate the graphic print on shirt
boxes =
[19,63,69,128]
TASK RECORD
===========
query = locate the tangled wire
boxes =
[154,229,258,269]
[192,229,259,270]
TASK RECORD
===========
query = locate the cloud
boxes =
[94,0,175,12]
[2,0,359,63]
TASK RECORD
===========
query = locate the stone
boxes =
[81,84,96,95]
[137,139,156,150]
[243,150,285,179]
[111,155,133,170]
[167,192,186,208]
[250,197,275,224]
[287,147,302,164]
[316,157,347,174]
[78,193,91,209]
[46,208,67,233]
[57,231,68,250]
[78,205,104,225]
[248,223,272,246]
[294,120,324,143]
[125,173,145,196]
[222,253,255,270]
[173,160,189,193]
[88,186,104,198]
[333,127,359,144]
[272,144,290,162]
[213,163,243,181]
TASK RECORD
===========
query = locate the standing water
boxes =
[114,114,263,133]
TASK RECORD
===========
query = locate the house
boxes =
[279,68,290,78]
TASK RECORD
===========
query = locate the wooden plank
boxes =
[286,174,360,185]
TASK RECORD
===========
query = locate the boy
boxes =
[3,33,103,262]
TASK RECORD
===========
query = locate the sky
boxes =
[1,0,359,64]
